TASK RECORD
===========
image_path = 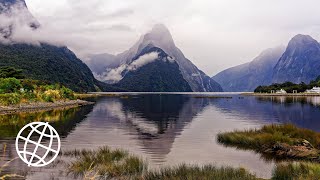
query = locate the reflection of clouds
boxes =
[96,99,159,135]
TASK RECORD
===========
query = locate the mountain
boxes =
[0,0,118,92]
[85,53,118,75]
[0,0,39,39]
[116,45,192,92]
[213,46,285,92]
[272,34,320,84]
[0,43,104,92]
[89,24,223,92]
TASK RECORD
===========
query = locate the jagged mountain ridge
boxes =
[213,46,285,92]
[87,24,223,92]
[272,34,320,84]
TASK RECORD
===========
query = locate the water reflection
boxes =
[1,94,320,179]
[75,95,209,163]
[0,105,94,179]
[212,95,320,131]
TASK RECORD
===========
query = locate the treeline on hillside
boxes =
[254,76,320,93]
[0,67,75,105]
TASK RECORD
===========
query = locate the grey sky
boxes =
[25,0,320,75]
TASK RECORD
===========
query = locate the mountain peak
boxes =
[141,24,175,51]
[288,34,318,47]
[150,24,171,35]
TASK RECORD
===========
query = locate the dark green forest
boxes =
[0,43,101,92]
[254,76,320,93]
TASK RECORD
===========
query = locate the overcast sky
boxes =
[25,0,320,75]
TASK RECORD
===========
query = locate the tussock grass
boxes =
[143,164,258,180]
[272,162,320,180]
[66,146,147,179]
[217,124,320,161]
[218,124,320,149]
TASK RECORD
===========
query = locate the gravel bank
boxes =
[0,100,94,115]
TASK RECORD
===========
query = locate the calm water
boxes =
[1,93,320,179]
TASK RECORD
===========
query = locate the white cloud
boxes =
[97,52,161,82]
[4,0,320,75]
[127,52,159,71]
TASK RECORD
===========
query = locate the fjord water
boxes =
[1,94,320,179]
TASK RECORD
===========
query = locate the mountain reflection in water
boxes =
[1,94,320,179]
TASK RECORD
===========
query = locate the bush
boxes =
[60,86,75,100]
[42,90,61,102]
[0,93,22,105]
[0,78,22,93]
[0,78,76,105]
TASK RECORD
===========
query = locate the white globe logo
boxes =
[15,122,61,167]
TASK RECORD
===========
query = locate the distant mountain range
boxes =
[213,34,320,92]
[213,47,285,92]
[86,24,223,92]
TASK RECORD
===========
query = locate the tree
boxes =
[0,66,25,79]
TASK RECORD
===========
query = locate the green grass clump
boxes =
[144,164,258,180]
[217,124,320,161]
[272,162,320,180]
[217,124,320,149]
[66,146,147,179]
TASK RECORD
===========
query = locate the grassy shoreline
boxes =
[217,124,320,162]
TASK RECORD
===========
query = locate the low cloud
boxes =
[96,52,160,82]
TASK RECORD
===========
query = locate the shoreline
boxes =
[242,92,320,97]
[0,100,94,115]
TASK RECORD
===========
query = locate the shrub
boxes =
[42,90,61,102]
[0,93,22,105]
[60,86,75,100]
[0,78,22,93]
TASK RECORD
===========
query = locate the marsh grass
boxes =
[143,164,259,180]
[272,162,320,180]
[65,146,147,179]
[217,124,320,161]
[217,124,320,149]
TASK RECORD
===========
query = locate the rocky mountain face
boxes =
[272,34,320,84]
[89,24,223,92]
[213,47,285,92]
